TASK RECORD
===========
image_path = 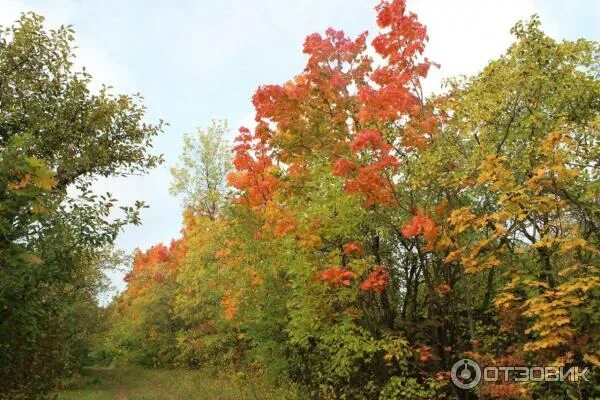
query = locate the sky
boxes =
[1,0,598,295]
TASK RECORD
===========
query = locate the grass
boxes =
[55,365,301,400]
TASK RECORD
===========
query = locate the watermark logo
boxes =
[451,359,482,389]
[451,359,590,389]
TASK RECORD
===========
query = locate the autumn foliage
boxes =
[107,1,600,399]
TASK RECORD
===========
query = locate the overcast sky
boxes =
[1,0,598,294]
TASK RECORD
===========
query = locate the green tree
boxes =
[170,119,231,219]
[0,13,163,398]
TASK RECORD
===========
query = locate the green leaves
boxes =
[0,13,163,398]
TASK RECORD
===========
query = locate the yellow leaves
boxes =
[471,238,491,258]
[559,237,594,254]
[32,172,57,190]
[443,250,462,264]
[27,156,58,190]
[245,268,263,286]
[479,256,501,270]
[559,276,600,295]
[532,236,558,250]
[517,270,600,357]
[7,157,57,191]
[297,232,322,249]
[523,327,574,352]
[540,130,564,151]
[494,292,517,309]
[525,280,549,289]
[216,239,235,260]
[22,253,44,266]
[262,204,297,239]
[583,353,600,368]
[462,254,500,273]
[447,207,480,234]
[477,155,515,191]
[31,202,48,215]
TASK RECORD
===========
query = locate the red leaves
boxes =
[360,266,389,293]
[227,127,280,208]
[332,158,356,178]
[401,208,437,241]
[343,164,397,207]
[358,83,419,124]
[372,0,428,62]
[351,129,384,151]
[418,345,433,361]
[313,267,356,288]
[303,28,368,70]
[356,0,436,125]
[343,242,363,256]
[334,129,401,208]
[375,0,405,28]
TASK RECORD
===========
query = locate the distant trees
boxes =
[0,13,163,398]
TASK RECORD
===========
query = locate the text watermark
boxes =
[451,358,590,389]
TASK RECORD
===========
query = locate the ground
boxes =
[56,366,299,400]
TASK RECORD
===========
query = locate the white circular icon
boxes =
[451,358,482,389]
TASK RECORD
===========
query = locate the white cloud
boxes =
[409,0,539,94]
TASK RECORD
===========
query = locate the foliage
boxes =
[0,13,162,398]
[53,1,599,399]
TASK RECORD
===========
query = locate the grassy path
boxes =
[56,366,299,400]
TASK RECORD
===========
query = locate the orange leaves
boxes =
[334,129,401,208]
[360,266,389,293]
[263,205,298,238]
[332,158,357,177]
[221,296,237,321]
[123,240,186,300]
[228,127,281,208]
[7,174,32,190]
[373,0,428,62]
[350,129,385,152]
[417,344,434,362]
[313,267,356,288]
[401,208,436,241]
[343,241,363,256]
[356,0,434,124]
[312,263,389,294]
[434,283,452,296]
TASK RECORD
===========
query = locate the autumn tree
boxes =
[428,17,599,398]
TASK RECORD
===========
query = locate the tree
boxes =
[430,17,599,398]
[0,13,163,398]
[170,119,231,219]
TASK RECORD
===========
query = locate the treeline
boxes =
[102,1,599,400]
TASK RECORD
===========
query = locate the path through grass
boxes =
[56,366,300,400]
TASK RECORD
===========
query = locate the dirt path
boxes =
[85,367,183,400]
[87,368,128,400]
